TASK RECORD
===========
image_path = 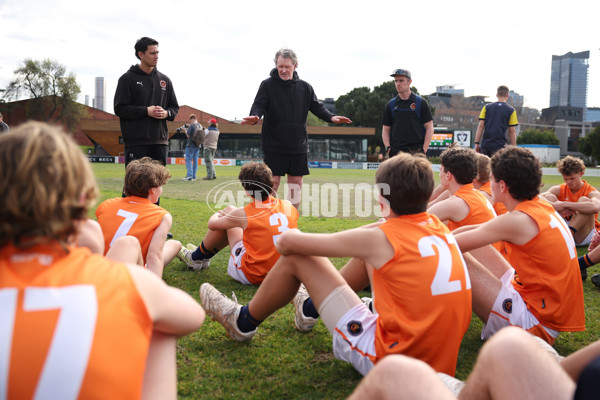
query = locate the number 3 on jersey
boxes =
[269,212,290,245]
[418,234,471,296]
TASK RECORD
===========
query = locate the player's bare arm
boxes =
[128,264,205,336]
[539,185,562,202]
[275,227,394,269]
[207,206,247,231]
[427,196,470,223]
[454,211,539,252]
[146,213,172,275]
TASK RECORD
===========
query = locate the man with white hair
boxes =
[242,48,352,209]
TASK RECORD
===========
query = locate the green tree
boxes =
[306,111,328,126]
[516,128,559,145]
[4,58,87,128]
[335,82,433,153]
[579,125,600,162]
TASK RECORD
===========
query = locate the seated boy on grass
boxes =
[95,157,182,277]
[200,153,472,377]
[0,122,205,400]
[179,161,299,286]
[454,146,585,345]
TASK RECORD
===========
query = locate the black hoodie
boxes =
[249,68,334,154]
[114,65,179,146]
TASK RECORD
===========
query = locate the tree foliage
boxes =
[579,125,600,162]
[4,58,87,128]
[516,128,559,145]
[306,111,328,126]
[335,82,432,152]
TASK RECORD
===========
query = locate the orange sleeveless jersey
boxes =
[374,213,472,375]
[240,196,299,285]
[96,196,168,265]
[447,184,497,231]
[558,181,600,231]
[507,197,585,332]
[0,243,153,400]
[479,181,509,215]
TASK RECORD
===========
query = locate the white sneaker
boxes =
[177,247,205,271]
[200,283,255,342]
[436,373,465,396]
[186,243,198,251]
[292,284,318,332]
[361,297,373,312]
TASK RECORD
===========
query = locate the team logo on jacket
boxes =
[410,103,416,110]
[160,80,167,89]
[502,299,513,314]
[347,321,363,336]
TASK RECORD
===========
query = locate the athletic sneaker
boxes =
[591,273,600,289]
[200,283,255,342]
[581,265,588,281]
[436,373,465,396]
[361,297,373,313]
[177,246,205,271]
[292,284,318,332]
[185,243,210,269]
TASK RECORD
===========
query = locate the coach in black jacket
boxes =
[114,37,179,168]
[243,48,351,209]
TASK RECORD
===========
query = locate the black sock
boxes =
[579,254,594,270]
[237,305,262,333]
[302,298,320,319]
[191,241,218,261]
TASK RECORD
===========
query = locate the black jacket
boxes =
[114,65,179,146]
[249,69,334,154]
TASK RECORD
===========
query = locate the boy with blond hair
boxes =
[0,122,204,399]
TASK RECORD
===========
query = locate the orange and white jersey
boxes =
[374,213,472,375]
[447,183,497,231]
[558,181,600,231]
[0,243,153,400]
[96,196,167,265]
[507,197,585,332]
[479,181,509,216]
[240,196,299,285]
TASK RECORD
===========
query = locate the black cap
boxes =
[390,69,411,79]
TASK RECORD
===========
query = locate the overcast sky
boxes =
[1,0,599,122]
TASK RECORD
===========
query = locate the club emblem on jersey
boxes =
[502,299,513,314]
[410,103,416,110]
[160,80,167,88]
[347,321,363,336]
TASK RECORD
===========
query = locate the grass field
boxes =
[92,163,600,399]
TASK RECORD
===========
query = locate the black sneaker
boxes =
[166,232,174,240]
[591,273,600,288]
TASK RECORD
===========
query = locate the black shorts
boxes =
[263,152,309,177]
[124,144,168,167]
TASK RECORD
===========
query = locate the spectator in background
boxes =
[203,118,220,180]
[474,85,518,156]
[183,114,202,181]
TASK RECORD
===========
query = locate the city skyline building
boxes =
[549,50,589,111]
[94,76,106,111]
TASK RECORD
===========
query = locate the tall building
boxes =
[549,51,589,109]
[508,90,524,109]
[436,85,464,96]
[94,77,106,111]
